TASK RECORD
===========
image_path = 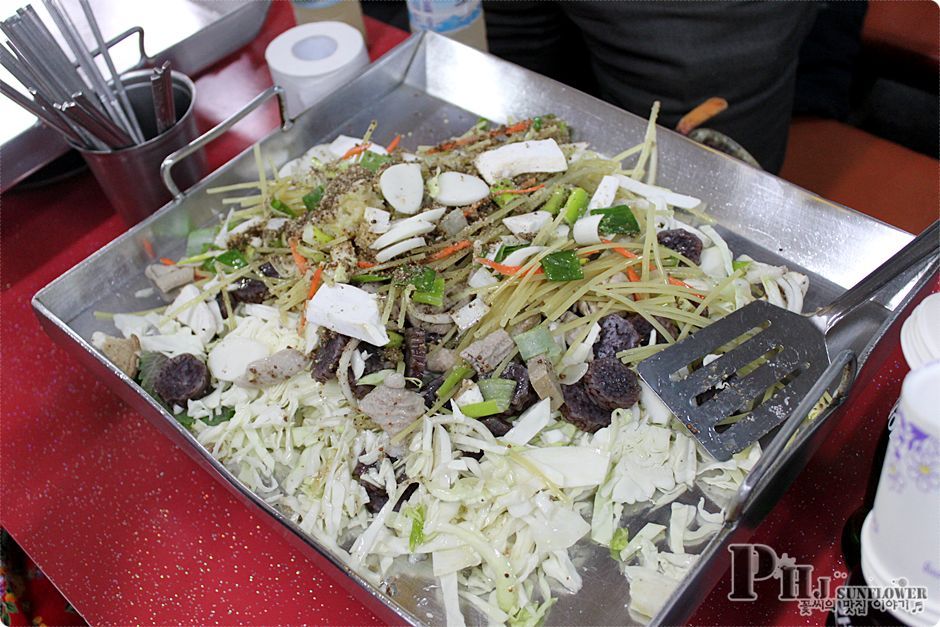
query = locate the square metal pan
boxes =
[32,32,931,626]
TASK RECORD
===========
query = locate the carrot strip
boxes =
[299,263,325,333]
[289,238,308,275]
[497,183,545,196]
[426,119,532,154]
[601,238,639,259]
[602,238,643,284]
[340,142,371,161]
[159,257,176,266]
[491,119,531,137]
[426,136,476,154]
[142,239,155,258]
[386,134,401,152]
[676,97,728,135]
[426,240,471,262]
[476,257,543,276]
[357,260,376,269]
[668,276,704,298]
[307,264,324,300]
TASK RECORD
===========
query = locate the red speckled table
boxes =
[1,3,935,624]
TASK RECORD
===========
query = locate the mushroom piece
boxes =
[379,163,424,214]
[432,172,490,206]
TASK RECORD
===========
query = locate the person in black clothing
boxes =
[482,1,820,173]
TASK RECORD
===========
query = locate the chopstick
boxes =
[150,61,175,135]
[0,79,82,143]
[0,1,156,151]
[76,0,143,142]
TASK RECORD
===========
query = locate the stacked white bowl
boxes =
[900,293,940,370]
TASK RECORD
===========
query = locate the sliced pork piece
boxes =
[460,329,514,375]
[236,349,307,388]
[311,332,349,382]
[426,346,457,373]
[581,357,641,411]
[657,228,703,265]
[358,372,427,438]
[92,333,141,378]
[154,353,210,407]
[145,263,194,296]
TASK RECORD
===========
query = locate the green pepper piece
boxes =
[540,250,583,281]
[359,151,392,172]
[312,226,334,244]
[494,244,528,263]
[490,179,517,208]
[594,204,640,235]
[609,528,629,560]
[271,197,297,218]
[732,260,752,272]
[562,187,588,225]
[185,227,216,257]
[302,185,324,211]
[215,249,248,269]
[532,116,543,131]
[386,331,404,349]
[350,273,390,284]
[409,267,438,292]
[201,406,236,426]
[412,277,445,307]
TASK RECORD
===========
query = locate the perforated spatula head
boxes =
[636,300,830,461]
[637,221,939,462]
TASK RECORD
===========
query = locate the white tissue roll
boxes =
[265,21,369,119]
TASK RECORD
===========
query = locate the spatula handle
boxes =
[815,221,938,332]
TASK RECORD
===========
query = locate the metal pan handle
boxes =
[725,349,857,523]
[75,26,149,71]
[160,85,291,199]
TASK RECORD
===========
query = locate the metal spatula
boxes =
[637,221,938,461]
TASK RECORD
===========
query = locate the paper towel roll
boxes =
[265,21,369,119]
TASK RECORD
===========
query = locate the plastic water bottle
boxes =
[406,0,488,51]
[292,0,366,40]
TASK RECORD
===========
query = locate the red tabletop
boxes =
[1,3,935,624]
